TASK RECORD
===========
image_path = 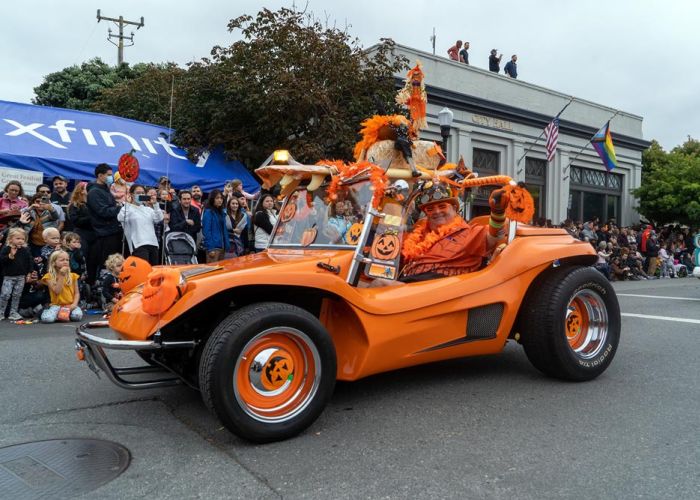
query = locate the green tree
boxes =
[92,63,186,125]
[633,138,700,225]
[172,7,408,169]
[33,58,148,110]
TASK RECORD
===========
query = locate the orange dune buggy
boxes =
[75,159,620,443]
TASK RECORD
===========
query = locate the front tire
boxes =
[519,266,621,381]
[199,302,336,443]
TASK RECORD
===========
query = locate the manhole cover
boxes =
[0,439,130,500]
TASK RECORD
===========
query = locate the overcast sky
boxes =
[2,0,697,149]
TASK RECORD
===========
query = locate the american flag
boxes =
[544,118,559,162]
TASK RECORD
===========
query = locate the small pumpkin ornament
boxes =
[370,231,400,261]
[119,256,153,294]
[504,182,535,223]
[142,268,185,316]
[300,226,317,247]
[345,223,364,245]
[118,149,140,183]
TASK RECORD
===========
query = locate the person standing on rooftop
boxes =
[447,40,462,61]
[504,54,518,79]
[489,49,502,73]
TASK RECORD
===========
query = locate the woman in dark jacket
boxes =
[253,194,278,252]
[67,182,98,284]
[201,189,230,263]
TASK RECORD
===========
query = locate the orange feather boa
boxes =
[401,217,466,261]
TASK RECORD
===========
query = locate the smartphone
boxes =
[137,194,151,203]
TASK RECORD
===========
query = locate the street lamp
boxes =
[438,107,454,162]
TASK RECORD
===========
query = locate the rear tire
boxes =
[519,266,620,381]
[199,302,336,443]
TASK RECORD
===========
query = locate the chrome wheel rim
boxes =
[233,327,321,423]
[565,289,609,359]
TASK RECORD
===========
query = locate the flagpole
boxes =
[516,95,575,174]
[562,110,620,180]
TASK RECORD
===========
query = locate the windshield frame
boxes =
[267,179,376,251]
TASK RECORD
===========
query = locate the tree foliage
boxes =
[92,63,186,125]
[33,58,149,110]
[171,7,409,169]
[633,138,700,225]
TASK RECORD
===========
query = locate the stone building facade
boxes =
[376,44,650,225]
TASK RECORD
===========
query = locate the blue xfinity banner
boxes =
[0,100,259,193]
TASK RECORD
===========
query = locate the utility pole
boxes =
[96,9,144,65]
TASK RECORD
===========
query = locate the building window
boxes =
[471,149,500,215]
[567,166,622,223]
[525,157,547,221]
[473,148,500,174]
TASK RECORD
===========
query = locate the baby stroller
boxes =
[164,231,198,265]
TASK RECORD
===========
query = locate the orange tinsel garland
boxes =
[324,160,388,209]
[401,217,466,262]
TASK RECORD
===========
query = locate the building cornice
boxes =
[414,81,651,152]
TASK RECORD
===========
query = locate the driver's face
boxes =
[423,202,457,231]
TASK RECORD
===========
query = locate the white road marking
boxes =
[617,293,700,302]
[621,313,700,325]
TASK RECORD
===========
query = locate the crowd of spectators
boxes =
[447,40,518,79]
[0,165,275,323]
[535,217,697,281]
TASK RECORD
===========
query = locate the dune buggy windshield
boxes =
[270,181,374,248]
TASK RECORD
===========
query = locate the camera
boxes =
[41,196,50,204]
[136,194,151,203]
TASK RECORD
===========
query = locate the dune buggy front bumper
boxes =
[75,321,198,390]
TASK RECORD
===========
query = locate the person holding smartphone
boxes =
[0,180,28,232]
[117,184,164,265]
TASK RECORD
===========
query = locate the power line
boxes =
[96,9,144,65]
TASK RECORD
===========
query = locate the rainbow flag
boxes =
[591,121,618,171]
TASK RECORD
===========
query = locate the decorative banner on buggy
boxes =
[364,197,404,280]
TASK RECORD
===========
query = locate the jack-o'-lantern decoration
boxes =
[261,351,295,390]
[504,182,535,224]
[280,202,297,223]
[370,231,400,261]
[345,223,363,245]
[119,256,152,294]
[118,150,140,183]
[301,226,317,247]
[142,268,185,316]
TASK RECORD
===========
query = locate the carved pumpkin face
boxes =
[504,185,535,223]
[142,268,185,316]
[301,227,317,247]
[118,151,140,182]
[371,232,400,261]
[280,202,297,223]
[119,256,152,294]
[345,223,363,245]
[261,351,294,390]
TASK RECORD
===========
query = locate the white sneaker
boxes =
[7,312,22,321]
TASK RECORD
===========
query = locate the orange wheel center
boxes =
[261,351,295,390]
[566,300,589,350]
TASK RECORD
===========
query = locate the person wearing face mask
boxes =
[87,163,124,274]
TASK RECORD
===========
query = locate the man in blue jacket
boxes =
[504,55,518,79]
[87,163,123,283]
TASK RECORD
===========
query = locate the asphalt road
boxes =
[1,277,699,499]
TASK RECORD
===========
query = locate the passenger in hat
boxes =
[399,181,509,281]
[370,180,511,286]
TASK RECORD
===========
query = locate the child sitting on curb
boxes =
[40,250,83,323]
[102,253,124,315]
